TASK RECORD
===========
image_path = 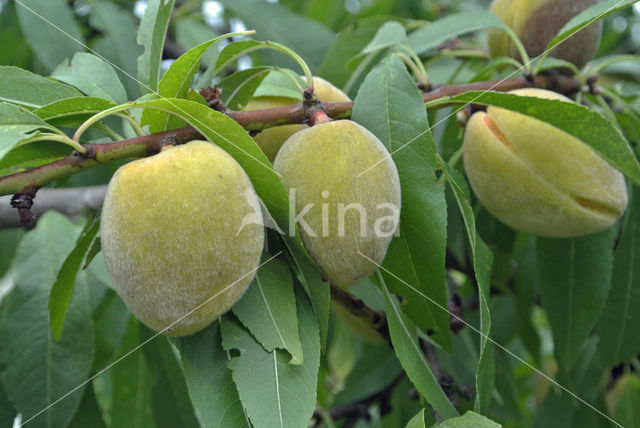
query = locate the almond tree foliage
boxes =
[0,1,640,427]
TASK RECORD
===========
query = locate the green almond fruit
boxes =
[463,88,628,238]
[100,141,264,336]
[488,0,602,68]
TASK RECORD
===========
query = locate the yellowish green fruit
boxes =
[100,141,264,336]
[245,76,350,161]
[463,88,628,238]
[488,0,602,68]
[274,120,401,286]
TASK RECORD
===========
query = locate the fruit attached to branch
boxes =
[274,120,401,286]
[463,88,628,238]
[246,76,350,161]
[488,0,602,68]
[100,141,264,336]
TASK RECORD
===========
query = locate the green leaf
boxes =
[595,186,640,366]
[537,229,614,369]
[221,287,320,428]
[546,0,639,57]
[139,332,199,428]
[318,16,396,93]
[51,53,127,104]
[610,374,640,428]
[434,410,501,427]
[14,0,84,71]
[0,212,93,428]
[88,0,142,99]
[34,97,116,126]
[0,140,70,176]
[362,21,407,54]
[252,69,305,100]
[215,40,264,74]
[103,318,155,428]
[0,102,54,134]
[334,342,402,406]
[438,162,495,413]
[137,0,175,94]
[217,0,335,71]
[513,239,541,363]
[0,379,16,428]
[48,216,100,340]
[217,66,272,110]
[0,104,57,163]
[66,386,106,428]
[448,91,640,187]
[174,17,220,68]
[406,408,427,428]
[408,11,512,55]
[233,257,304,364]
[0,66,82,109]
[378,277,459,419]
[351,55,451,349]
[141,34,239,133]
[177,323,249,428]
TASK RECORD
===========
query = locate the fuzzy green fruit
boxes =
[245,76,350,161]
[274,120,401,286]
[488,0,602,68]
[463,88,628,238]
[100,141,264,336]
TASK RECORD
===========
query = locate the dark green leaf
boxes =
[352,55,451,349]
[233,257,303,364]
[379,277,459,419]
[140,332,199,428]
[0,212,93,428]
[537,229,614,368]
[0,379,16,428]
[334,342,402,406]
[318,16,396,94]
[48,217,100,340]
[15,0,84,71]
[217,0,335,71]
[51,53,127,104]
[595,186,640,366]
[448,91,640,187]
[89,0,142,99]
[174,17,220,68]
[137,0,175,94]
[66,385,106,428]
[102,318,155,428]
[221,287,320,428]
[513,239,541,363]
[177,323,249,428]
